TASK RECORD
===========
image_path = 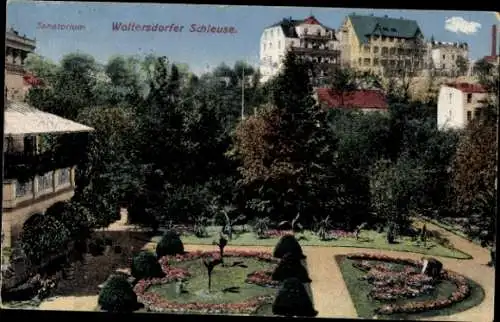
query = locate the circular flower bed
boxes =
[346,253,471,315]
[265,229,354,238]
[134,250,279,314]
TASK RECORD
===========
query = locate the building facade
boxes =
[428,41,469,76]
[5,28,37,101]
[437,83,489,130]
[259,16,340,83]
[2,100,94,251]
[338,14,426,76]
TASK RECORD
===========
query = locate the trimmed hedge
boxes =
[273,235,305,259]
[131,251,165,280]
[156,230,184,258]
[272,277,317,317]
[98,275,138,312]
[272,253,311,283]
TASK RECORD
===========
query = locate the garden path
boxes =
[37,215,494,320]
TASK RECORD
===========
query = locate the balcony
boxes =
[299,33,333,41]
[2,167,75,209]
[4,62,25,75]
[290,47,340,57]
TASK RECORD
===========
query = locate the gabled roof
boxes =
[266,16,335,38]
[4,100,94,135]
[347,14,423,44]
[316,88,388,110]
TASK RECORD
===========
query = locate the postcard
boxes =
[2,1,498,321]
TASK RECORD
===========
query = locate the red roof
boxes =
[303,16,320,25]
[483,55,499,63]
[316,88,388,110]
[23,74,44,86]
[445,82,487,94]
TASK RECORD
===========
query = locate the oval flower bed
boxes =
[134,250,279,314]
[345,253,471,315]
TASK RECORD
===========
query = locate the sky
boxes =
[6,1,500,75]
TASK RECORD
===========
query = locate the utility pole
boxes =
[241,65,245,120]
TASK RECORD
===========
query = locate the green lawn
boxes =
[417,217,482,246]
[149,256,276,305]
[153,226,472,259]
[335,255,485,320]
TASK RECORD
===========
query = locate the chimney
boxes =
[492,24,497,57]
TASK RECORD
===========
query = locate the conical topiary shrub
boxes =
[272,277,317,317]
[131,251,165,280]
[273,235,306,259]
[98,276,139,312]
[156,230,184,258]
[272,252,311,283]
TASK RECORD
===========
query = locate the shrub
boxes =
[45,201,92,240]
[272,253,311,283]
[156,230,184,258]
[273,235,305,259]
[272,277,317,317]
[20,214,71,265]
[98,275,138,312]
[131,251,165,280]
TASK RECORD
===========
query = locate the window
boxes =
[278,41,281,49]
[373,46,379,54]
[452,54,455,59]
[304,27,308,34]
[373,58,380,65]
[364,45,370,53]
[389,37,394,42]
[442,54,445,60]
[263,43,266,50]
[358,58,362,65]
[364,58,371,66]
[23,135,36,156]
[467,111,472,121]
[449,93,452,104]
[269,42,272,49]
[16,180,33,198]
[381,36,387,41]
[467,93,472,103]
[39,171,54,191]
[442,63,446,69]
[474,109,481,119]
[382,47,388,56]
[58,168,71,185]
[389,47,396,55]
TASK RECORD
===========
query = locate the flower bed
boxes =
[134,250,279,314]
[345,253,471,315]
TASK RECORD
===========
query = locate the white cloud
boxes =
[445,17,481,35]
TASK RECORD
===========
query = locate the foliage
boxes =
[370,158,425,228]
[354,222,367,240]
[272,253,311,283]
[193,216,209,238]
[131,251,165,280]
[217,206,246,240]
[272,277,318,317]
[156,230,184,258]
[44,201,92,241]
[231,51,348,226]
[273,235,305,259]
[20,214,71,265]
[278,213,303,233]
[313,215,334,241]
[98,275,139,312]
[452,119,496,244]
[252,217,272,238]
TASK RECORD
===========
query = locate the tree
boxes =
[203,257,222,292]
[452,118,496,244]
[231,51,345,225]
[370,157,427,229]
[20,214,71,265]
[327,67,383,108]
